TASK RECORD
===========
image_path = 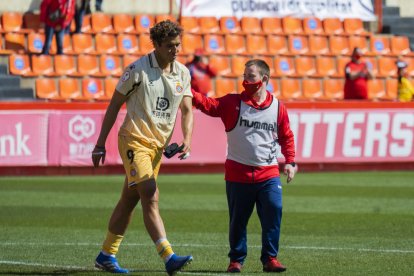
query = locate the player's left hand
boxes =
[92,145,106,167]
[178,139,191,160]
[284,163,297,183]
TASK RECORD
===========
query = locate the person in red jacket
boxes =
[192,59,296,273]
[344,47,374,99]
[40,0,75,55]
[186,48,217,96]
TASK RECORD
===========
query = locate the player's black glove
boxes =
[163,143,184,159]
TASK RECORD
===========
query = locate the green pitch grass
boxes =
[1,171,413,275]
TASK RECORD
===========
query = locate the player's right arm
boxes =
[192,88,221,117]
[92,90,127,167]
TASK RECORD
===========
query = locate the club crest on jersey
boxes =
[175,82,183,94]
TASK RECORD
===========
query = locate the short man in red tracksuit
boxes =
[344,47,374,99]
[192,59,296,273]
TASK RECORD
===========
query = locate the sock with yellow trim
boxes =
[102,231,124,255]
[155,238,174,263]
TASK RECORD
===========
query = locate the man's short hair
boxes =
[245,59,270,82]
[150,20,183,47]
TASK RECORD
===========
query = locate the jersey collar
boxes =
[149,51,178,75]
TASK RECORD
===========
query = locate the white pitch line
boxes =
[1,241,414,254]
[0,260,88,270]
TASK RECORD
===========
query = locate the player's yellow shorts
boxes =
[118,135,163,189]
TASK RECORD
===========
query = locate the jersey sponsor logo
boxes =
[239,116,276,131]
[153,97,171,119]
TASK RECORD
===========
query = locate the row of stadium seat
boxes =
[34,76,400,102]
[9,53,414,79]
[1,12,367,36]
[1,31,412,57]
[0,12,174,34]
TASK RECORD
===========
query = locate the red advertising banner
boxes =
[0,107,413,167]
[0,111,48,166]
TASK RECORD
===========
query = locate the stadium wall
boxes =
[0,101,413,176]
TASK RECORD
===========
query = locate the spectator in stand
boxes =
[396,60,414,102]
[192,59,296,273]
[95,0,103,11]
[344,47,373,100]
[186,49,217,97]
[74,0,91,33]
[40,0,75,55]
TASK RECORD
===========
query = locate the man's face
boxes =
[243,65,262,83]
[154,36,181,63]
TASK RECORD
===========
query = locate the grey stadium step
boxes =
[0,76,21,87]
[0,64,8,75]
[382,6,400,16]
[0,87,34,100]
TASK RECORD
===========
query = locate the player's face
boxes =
[155,36,181,63]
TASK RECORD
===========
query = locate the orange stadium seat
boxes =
[104,77,119,98]
[122,54,140,68]
[402,57,414,76]
[329,35,350,55]
[295,56,317,77]
[224,34,246,54]
[303,17,324,35]
[9,54,35,76]
[138,34,153,54]
[323,78,344,100]
[59,78,83,100]
[72,33,95,54]
[378,57,398,77]
[95,33,118,54]
[204,34,225,54]
[288,35,310,55]
[386,78,398,99]
[215,77,237,97]
[266,35,289,55]
[281,78,302,99]
[100,55,122,77]
[267,78,280,98]
[370,35,391,55]
[181,33,203,54]
[135,14,154,33]
[208,55,231,76]
[91,13,114,33]
[368,78,386,100]
[2,12,28,33]
[391,36,413,56]
[274,56,296,77]
[73,14,91,33]
[219,16,241,33]
[336,56,350,76]
[316,56,338,77]
[77,54,104,77]
[231,56,250,77]
[240,17,261,34]
[309,35,330,55]
[155,14,176,23]
[343,18,368,36]
[54,55,81,77]
[27,32,45,54]
[23,12,42,33]
[176,55,188,64]
[282,17,303,34]
[4,33,26,53]
[348,35,370,54]
[198,16,220,34]
[117,34,139,54]
[323,18,344,35]
[82,78,105,100]
[261,17,282,35]
[113,14,136,34]
[302,78,324,100]
[36,78,61,100]
[180,16,200,33]
[31,54,56,76]
[246,34,267,55]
